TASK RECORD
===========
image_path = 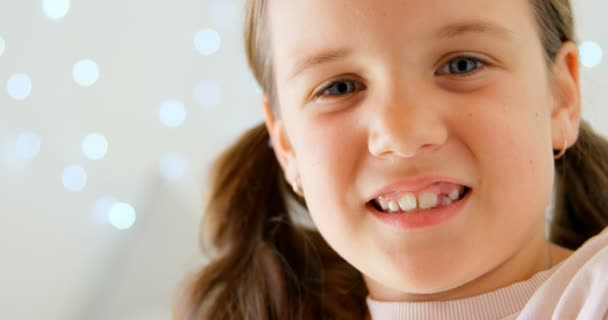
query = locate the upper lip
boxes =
[368,176,469,202]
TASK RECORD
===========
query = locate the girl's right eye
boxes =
[314,79,366,100]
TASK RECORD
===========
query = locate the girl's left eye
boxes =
[314,79,366,100]
[436,56,486,76]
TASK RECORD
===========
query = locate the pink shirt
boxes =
[367,227,608,319]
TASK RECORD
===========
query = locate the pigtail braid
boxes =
[175,124,368,319]
[551,121,608,249]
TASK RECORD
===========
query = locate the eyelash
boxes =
[313,56,487,99]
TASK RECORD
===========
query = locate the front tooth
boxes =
[387,200,400,213]
[398,193,417,211]
[418,192,438,209]
[448,188,461,201]
[377,197,389,211]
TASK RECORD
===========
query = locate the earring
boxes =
[291,180,304,197]
[554,138,567,160]
[286,156,303,196]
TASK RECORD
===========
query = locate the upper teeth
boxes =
[374,186,464,213]
[398,193,417,211]
[448,189,460,201]
[418,192,438,209]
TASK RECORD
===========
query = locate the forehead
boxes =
[267,0,535,78]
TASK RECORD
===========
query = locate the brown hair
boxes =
[175,0,608,319]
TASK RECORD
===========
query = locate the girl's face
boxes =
[264,0,580,300]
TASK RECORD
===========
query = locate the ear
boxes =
[550,41,582,152]
[262,96,299,183]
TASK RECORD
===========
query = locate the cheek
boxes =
[290,115,367,242]
[293,113,365,194]
[460,78,555,225]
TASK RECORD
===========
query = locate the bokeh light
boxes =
[0,35,5,57]
[7,73,33,101]
[42,0,71,20]
[62,165,87,192]
[194,28,221,55]
[82,133,108,160]
[109,202,137,230]
[95,195,117,223]
[15,132,41,160]
[73,59,100,87]
[159,99,187,128]
[579,41,603,68]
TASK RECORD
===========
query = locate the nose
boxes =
[368,84,448,160]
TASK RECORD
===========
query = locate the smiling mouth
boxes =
[368,187,472,214]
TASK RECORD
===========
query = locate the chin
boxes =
[369,260,474,298]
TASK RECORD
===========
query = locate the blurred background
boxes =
[0,0,605,319]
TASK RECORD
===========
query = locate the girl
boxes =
[176,0,608,319]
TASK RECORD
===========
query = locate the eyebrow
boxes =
[288,48,352,81]
[434,20,514,41]
[288,21,513,81]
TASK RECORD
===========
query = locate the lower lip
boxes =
[367,190,471,230]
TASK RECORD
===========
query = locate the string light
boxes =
[159,99,187,128]
[73,59,100,87]
[7,74,32,101]
[194,28,221,55]
[579,41,603,68]
[109,202,137,230]
[62,165,87,192]
[82,133,108,160]
[42,0,71,20]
